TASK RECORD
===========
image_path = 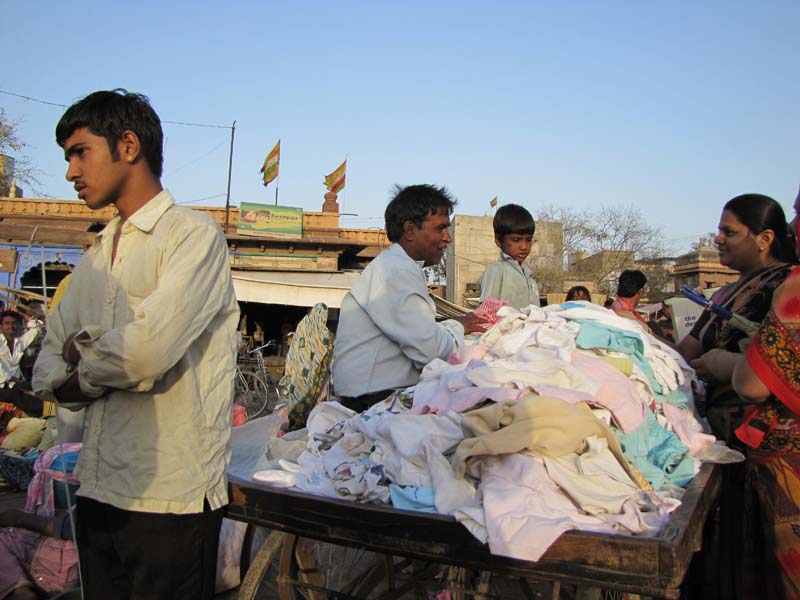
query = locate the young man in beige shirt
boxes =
[33,89,239,600]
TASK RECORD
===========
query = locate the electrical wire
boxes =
[0,89,232,129]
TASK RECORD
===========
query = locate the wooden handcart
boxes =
[225,462,720,599]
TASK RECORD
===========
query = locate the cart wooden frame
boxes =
[225,462,720,599]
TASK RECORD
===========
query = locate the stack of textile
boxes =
[253,301,739,561]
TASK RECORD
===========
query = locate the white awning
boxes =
[231,270,360,308]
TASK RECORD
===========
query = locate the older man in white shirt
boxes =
[333,184,485,411]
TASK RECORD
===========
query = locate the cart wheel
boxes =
[241,532,386,599]
[238,531,284,600]
[447,567,493,600]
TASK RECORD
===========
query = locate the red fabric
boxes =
[611,296,648,325]
[736,266,800,448]
[745,268,800,414]
[232,404,247,427]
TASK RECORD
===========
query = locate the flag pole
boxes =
[342,153,348,214]
[275,172,279,206]
[224,120,236,234]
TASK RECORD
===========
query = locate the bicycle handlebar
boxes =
[248,340,275,355]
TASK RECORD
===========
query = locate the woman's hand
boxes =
[690,357,716,382]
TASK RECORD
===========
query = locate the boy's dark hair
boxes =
[56,89,164,178]
[493,204,535,237]
[0,310,23,323]
[616,270,648,298]
[385,184,456,242]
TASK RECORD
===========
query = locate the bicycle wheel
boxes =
[235,370,270,420]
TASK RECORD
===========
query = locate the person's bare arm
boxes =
[678,333,703,362]
[0,509,55,537]
[733,357,771,404]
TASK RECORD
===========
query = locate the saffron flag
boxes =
[489,196,498,208]
[324,159,347,194]
[260,140,280,186]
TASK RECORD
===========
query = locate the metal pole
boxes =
[224,121,236,234]
[40,244,48,312]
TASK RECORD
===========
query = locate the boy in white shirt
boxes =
[479,204,541,309]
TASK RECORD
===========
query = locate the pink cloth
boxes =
[472,297,509,330]
[661,402,716,457]
[570,352,645,433]
[0,527,79,597]
[25,443,82,517]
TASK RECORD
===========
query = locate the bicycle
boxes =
[234,340,281,420]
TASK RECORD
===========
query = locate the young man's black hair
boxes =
[55,89,164,178]
[384,184,456,242]
[493,204,535,237]
[617,270,648,298]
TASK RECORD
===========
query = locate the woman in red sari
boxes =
[734,187,800,599]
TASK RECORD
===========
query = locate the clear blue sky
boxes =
[4,1,799,254]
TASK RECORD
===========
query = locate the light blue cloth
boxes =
[389,484,437,513]
[656,387,691,410]
[333,244,463,397]
[617,407,696,489]
[575,319,663,394]
[50,451,80,472]
[479,251,540,309]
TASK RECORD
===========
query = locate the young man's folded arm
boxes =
[76,222,233,392]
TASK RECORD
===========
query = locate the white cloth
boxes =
[547,302,685,394]
[33,190,239,514]
[473,451,680,562]
[332,243,464,397]
[465,359,601,397]
[543,436,680,522]
[348,411,464,486]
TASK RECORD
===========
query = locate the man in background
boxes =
[611,270,650,331]
[0,310,43,416]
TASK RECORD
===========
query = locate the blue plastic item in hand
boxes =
[680,286,733,320]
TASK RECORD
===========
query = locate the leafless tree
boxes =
[535,203,670,296]
[0,109,40,194]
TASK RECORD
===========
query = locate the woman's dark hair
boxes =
[493,204,535,237]
[724,194,798,264]
[566,285,592,302]
[56,89,164,178]
[384,184,455,242]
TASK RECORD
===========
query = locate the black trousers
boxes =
[338,388,396,413]
[0,381,43,416]
[75,496,224,600]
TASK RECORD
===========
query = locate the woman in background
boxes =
[565,285,592,302]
